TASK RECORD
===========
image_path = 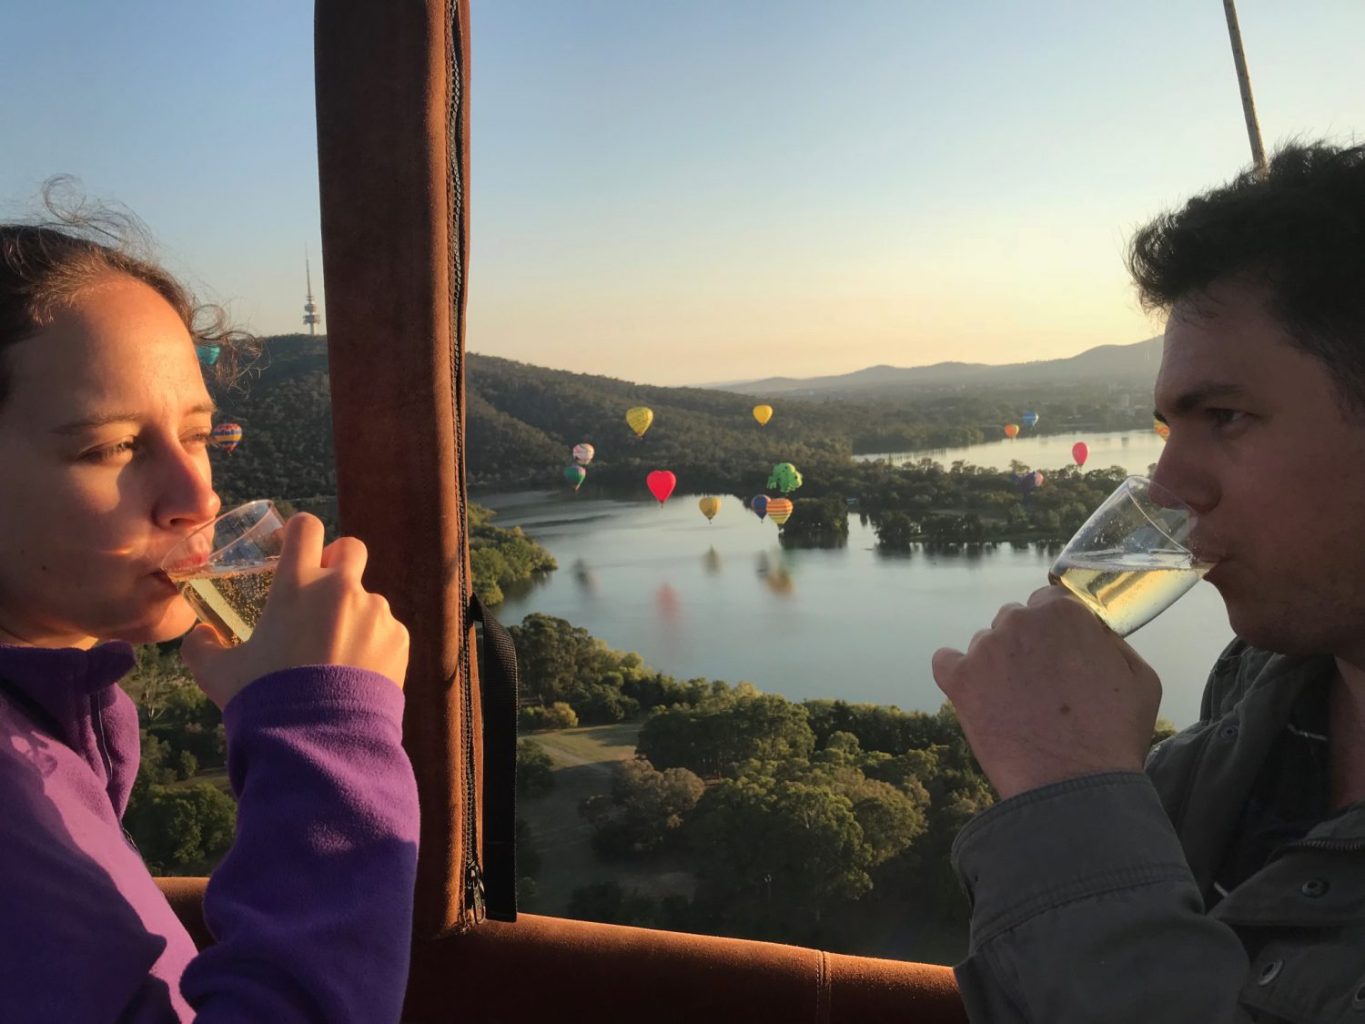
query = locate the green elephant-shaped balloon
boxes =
[767,462,803,495]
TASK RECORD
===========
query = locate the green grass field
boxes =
[519,722,696,913]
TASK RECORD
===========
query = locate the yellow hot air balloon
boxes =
[626,406,654,438]
[698,496,722,521]
[752,404,773,427]
[766,497,793,525]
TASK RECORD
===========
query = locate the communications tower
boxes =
[303,250,321,335]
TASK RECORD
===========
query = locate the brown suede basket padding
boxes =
[315,0,474,939]
[156,878,966,1023]
[151,2,972,1019]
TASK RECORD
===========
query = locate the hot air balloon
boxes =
[626,406,654,438]
[698,496,721,521]
[1072,441,1089,467]
[572,443,595,465]
[196,344,221,366]
[1022,411,1039,429]
[766,462,803,494]
[752,404,773,427]
[1154,418,1170,440]
[1003,423,1020,439]
[564,464,587,491]
[766,497,793,525]
[750,495,769,520]
[646,470,676,505]
[211,422,243,454]
[1022,470,1046,492]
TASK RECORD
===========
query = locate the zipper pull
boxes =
[465,861,487,924]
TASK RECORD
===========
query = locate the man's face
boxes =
[1152,280,1365,661]
[0,275,221,648]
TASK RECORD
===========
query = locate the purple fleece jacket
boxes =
[0,640,420,1022]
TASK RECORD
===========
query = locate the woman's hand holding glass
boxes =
[177,513,410,710]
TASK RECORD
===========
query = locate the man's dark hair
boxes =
[1128,141,1365,410]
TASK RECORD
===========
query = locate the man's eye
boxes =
[1208,408,1245,426]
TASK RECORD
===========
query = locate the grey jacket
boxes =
[951,640,1365,1023]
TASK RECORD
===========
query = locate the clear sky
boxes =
[3,2,1363,384]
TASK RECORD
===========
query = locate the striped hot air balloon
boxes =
[211,422,243,454]
[766,497,793,525]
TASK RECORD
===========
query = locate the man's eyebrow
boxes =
[51,402,218,435]
[1153,382,1247,423]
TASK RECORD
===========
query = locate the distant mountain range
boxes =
[709,336,1162,397]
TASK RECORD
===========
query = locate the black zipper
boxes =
[446,0,484,928]
[1285,837,1365,854]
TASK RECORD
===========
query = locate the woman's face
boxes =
[0,274,221,648]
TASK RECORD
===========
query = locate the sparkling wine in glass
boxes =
[162,500,286,644]
[1047,476,1215,637]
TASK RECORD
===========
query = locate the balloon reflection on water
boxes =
[702,547,723,575]
[756,551,794,597]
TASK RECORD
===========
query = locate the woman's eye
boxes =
[86,440,136,463]
[185,431,213,448]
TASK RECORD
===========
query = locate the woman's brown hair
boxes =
[0,179,258,408]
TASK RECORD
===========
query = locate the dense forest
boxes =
[464,352,1155,494]
[205,335,1154,505]
[206,334,1155,552]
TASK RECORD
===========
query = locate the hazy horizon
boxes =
[4,2,1363,385]
[468,329,1161,390]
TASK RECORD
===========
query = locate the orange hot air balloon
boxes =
[1003,423,1020,439]
[766,497,793,525]
[1154,418,1170,440]
[698,496,721,521]
[646,470,676,504]
[1072,441,1089,467]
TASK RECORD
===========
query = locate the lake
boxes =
[855,426,1169,474]
[485,430,1230,728]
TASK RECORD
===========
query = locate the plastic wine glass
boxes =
[161,500,287,644]
[1047,476,1215,637]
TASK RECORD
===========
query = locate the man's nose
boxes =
[1150,439,1218,515]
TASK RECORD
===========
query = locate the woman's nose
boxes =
[154,446,221,531]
